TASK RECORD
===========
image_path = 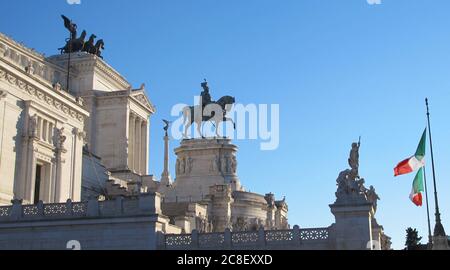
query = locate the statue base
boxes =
[330,202,375,250]
[432,235,450,250]
[165,138,242,201]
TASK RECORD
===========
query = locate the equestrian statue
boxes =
[182,80,236,138]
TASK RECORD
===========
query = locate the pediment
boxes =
[130,90,156,113]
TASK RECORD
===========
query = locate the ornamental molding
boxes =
[0,32,45,59]
[130,90,156,113]
[0,67,87,123]
[0,33,69,87]
[49,53,131,90]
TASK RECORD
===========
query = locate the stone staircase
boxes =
[105,178,129,197]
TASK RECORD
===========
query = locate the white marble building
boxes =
[0,30,392,250]
[0,33,89,205]
[0,32,156,206]
[0,30,287,233]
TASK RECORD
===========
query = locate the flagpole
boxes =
[422,166,433,247]
[425,98,446,239]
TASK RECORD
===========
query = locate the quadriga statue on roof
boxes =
[58,15,105,58]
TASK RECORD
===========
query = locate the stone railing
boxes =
[162,195,206,203]
[158,225,331,250]
[0,193,161,222]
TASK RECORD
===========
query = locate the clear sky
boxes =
[2,0,450,250]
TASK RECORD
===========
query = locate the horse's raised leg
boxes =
[197,121,204,138]
[183,122,190,139]
[215,122,221,138]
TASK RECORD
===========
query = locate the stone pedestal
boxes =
[432,235,450,250]
[330,201,374,250]
[168,138,241,200]
[370,218,383,250]
[209,184,233,232]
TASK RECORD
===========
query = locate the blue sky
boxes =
[2,0,450,249]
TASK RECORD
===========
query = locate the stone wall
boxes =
[0,193,183,250]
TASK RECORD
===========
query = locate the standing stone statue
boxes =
[221,155,231,173]
[335,139,371,204]
[55,127,66,150]
[210,155,219,172]
[366,185,380,213]
[175,158,180,175]
[348,138,361,179]
[187,157,194,173]
[181,158,186,174]
[29,114,38,138]
[231,156,237,174]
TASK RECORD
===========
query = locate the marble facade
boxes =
[0,33,88,205]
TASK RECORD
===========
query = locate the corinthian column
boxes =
[141,120,148,175]
[129,113,135,171]
[135,117,142,174]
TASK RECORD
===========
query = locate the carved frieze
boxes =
[0,67,86,124]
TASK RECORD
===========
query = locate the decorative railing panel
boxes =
[265,230,294,243]
[232,231,259,245]
[43,203,67,216]
[199,233,225,248]
[22,205,39,217]
[165,234,192,247]
[0,206,11,217]
[161,226,331,250]
[300,228,329,241]
[71,202,87,217]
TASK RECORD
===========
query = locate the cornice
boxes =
[0,32,45,59]
[47,53,131,90]
[0,66,89,123]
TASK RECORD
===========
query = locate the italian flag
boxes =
[410,167,424,206]
[394,129,426,176]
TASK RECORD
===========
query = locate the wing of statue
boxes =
[61,15,72,30]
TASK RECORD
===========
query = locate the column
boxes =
[135,117,142,174]
[141,120,147,175]
[37,117,42,141]
[128,113,135,171]
[25,138,36,202]
[158,128,173,192]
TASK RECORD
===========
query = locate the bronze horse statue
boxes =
[182,95,236,138]
[82,34,97,54]
[59,30,87,54]
[94,39,105,58]
[58,15,104,57]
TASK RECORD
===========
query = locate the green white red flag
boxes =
[394,129,426,176]
[410,167,425,206]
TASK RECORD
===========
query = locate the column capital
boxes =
[0,90,7,100]
[130,112,136,119]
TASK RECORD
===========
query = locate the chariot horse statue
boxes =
[58,15,105,57]
[182,81,236,138]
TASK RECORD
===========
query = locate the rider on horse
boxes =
[200,80,214,112]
